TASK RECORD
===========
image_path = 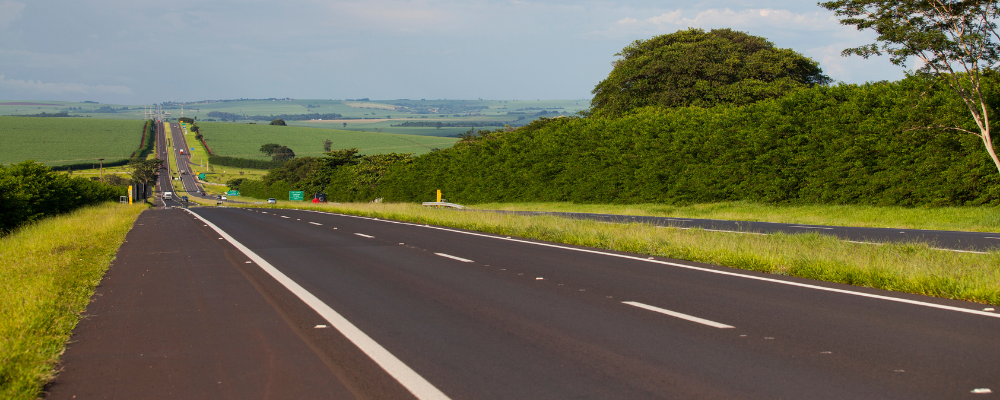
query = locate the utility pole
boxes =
[98,158,104,182]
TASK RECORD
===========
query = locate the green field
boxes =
[198,122,458,159]
[0,117,144,166]
[0,99,590,138]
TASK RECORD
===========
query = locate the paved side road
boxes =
[45,209,413,399]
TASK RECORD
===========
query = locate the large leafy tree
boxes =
[590,28,830,117]
[127,158,163,187]
[820,0,1000,174]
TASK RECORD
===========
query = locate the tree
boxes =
[820,0,1000,175]
[128,158,163,186]
[343,122,348,128]
[323,139,333,152]
[272,146,296,161]
[226,178,247,190]
[435,121,443,129]
[260,143,282,156]
[270,119,287,126]
[324,148,363,167]
[590,28,831,117]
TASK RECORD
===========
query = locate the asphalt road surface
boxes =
[48,207,1000,399]
[489,210,1000,253]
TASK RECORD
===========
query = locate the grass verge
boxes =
[250,201,1000,306]
[0,203,146,400]
[472,201,1000,233]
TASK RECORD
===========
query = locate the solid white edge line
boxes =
[355,233,374,238]
[297,209,1000,319]
[623,301,734,329]
[434,253,474,263]
[184,209,450,400]
[309,222,322,225]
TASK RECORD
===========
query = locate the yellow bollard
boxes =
[437,189,442,203]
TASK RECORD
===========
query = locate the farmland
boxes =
[197,122,458,159]
[0,99,589,138]
[0,117,144,167]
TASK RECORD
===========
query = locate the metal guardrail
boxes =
[421,202,466,209]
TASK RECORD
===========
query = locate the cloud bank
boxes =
[0,74,132,95]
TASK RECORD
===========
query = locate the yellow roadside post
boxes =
[437,190,442,202]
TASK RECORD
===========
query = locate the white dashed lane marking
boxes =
[623,301,734,329]
[434,253,473,263]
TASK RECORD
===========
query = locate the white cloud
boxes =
[0,1,25,28]
[0,74,132,95]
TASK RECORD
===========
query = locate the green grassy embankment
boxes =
[473,202,1000,233]
[245,201,1000,306]
[0,203,146,400]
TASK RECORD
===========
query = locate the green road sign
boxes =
[227,190,239,196]
[289,191,305,201]
[198,173,206,180]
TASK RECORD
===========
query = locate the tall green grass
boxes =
[259,201,1000,305]
[472,201,1000,233]
[0,203,145,400]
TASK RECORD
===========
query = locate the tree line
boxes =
[205,111,343,121]
[237,21,1000,207]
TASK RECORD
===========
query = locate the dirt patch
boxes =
[0,102,62,106]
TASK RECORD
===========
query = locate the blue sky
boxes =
[0,0,903,104]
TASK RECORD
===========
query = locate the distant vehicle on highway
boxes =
[221,195,227,200]
[179,149,185,154]
[163,192,173,200]
[267,198,277,204]
[181,195,189,202]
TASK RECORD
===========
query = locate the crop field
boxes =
[0,98,590,137]
[197,122,458,159]
[0,117,144,166]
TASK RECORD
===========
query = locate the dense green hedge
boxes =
[373,77,1000,206]
[0,161,126,234]
[208,155,286,170]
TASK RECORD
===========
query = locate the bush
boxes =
[208,155,286,170]
[0,161,125,234]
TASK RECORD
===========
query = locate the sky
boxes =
[0,0,905,104]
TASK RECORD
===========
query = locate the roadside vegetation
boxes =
[473,202,1000,233]
[0,161,127,234]
[0,203,145,400]
[248,201,1000,306]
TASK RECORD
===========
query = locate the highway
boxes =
[167,121,208,198]
[48,206,1000,399]
[152,120,184,207]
